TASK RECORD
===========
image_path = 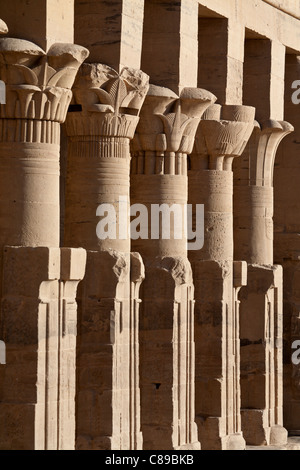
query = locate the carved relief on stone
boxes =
[66,63,149,139]
[0,38,89,143]
[131,85,217,176]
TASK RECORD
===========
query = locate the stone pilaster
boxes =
[64,63,149,449]
[0,37,88,449]
[0,246,86,450]
[233,120,293,445]
[189,104,255,450]
[131,84,216,449]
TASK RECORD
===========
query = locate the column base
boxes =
[174,442,201,450]
[197,416,246,450]
[241,410,288,446]
[270,425,288,446]
[227,433,246,451]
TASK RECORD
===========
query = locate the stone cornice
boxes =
[263,0,300,19]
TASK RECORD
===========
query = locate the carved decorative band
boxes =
[65,113,139,140]
[131,151,188,176]
[68,137,130,159]
[0,119,60,144]
[0,88,72,124]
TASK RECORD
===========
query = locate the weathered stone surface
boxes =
[0,0,299,452]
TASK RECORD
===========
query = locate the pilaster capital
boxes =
[0,38,89,125]
[149,256,193,287]
[133,84,216,156]
[130,252,145,284]
[192,104,256,171]
[66,63,149,139]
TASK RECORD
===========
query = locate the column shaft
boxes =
[233,119,292,445]
[0,36,88,449]
[131,85,216,449]
[64,63,149,449]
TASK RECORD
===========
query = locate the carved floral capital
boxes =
[244,119,293,187]
[131,84,216,175]
[0,38,89,123]
[65,63,150,139]
[192,104,256,171]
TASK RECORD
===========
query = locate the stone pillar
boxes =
[141,0,199,95]
[189,104,255,450]
[1,0,74,51]
[198,16,245,105]
[0,246,86,450]
[131,84,216,449]
[234,34,291,445]
[74,0,144,71]
[234,126,292,446]
[243,39,286,123]
[64,64,149,449]
[0,36,88,449]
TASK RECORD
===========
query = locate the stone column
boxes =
[0,36,88,449]
[234,120,293,445]
[233,32,292,444]
[234,121,293,266]
[0,39,87,252]
[131,84,216,450]
[189,104,255,450]
[64,64,149,449]
[235,121,290,447]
